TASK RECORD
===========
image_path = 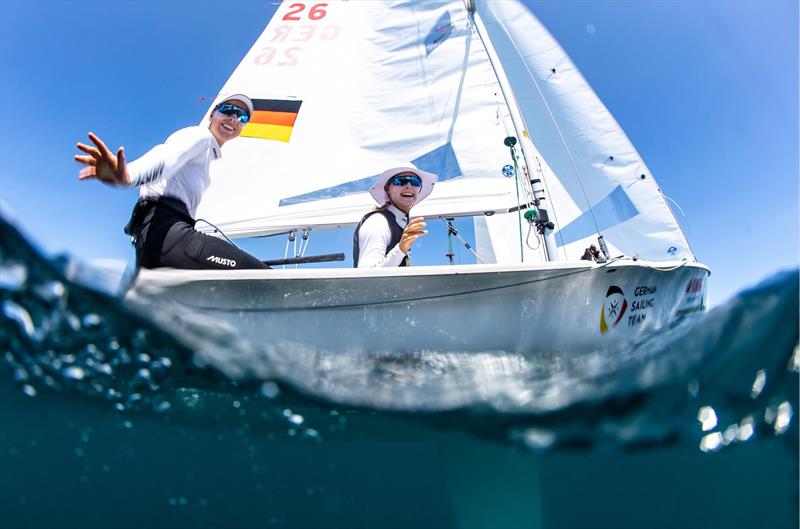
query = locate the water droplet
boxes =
[722,424,739,444]
[63,366,86,380]
[13,368,29,382]
[136,353,152,364]
[74,447,85,457]
[22,385,36,397]
[697,406,718,431]
[2,300,35,337]
[288,414,304,426]
[699,432,723,452]
[750,369,766,398]
[233,400,242,409]
[520,428,556,450]
[66,312,81,331]
[81,313,102,328]
[35,280,65,301]
[790,344,799,373]
[0,262,27,290]
[304,428,321,441]
[155,401,172,413]
[737,416,755,441]
[260,381,280,399]
[775,401,793,435]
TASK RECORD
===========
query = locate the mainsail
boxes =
[196,0,694,263]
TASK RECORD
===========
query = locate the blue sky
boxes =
[1,0,797,306]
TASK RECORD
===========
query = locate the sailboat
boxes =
[126,0,708,357]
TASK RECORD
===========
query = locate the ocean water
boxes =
[1,213,797,529]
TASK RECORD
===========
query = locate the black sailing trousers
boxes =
[125,197,269,270]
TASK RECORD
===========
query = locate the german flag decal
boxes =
[241,99,302,142]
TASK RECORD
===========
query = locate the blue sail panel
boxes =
[279,143,462,207]
[554,185,639,246]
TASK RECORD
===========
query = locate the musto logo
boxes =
[206,255,237,268]
[600,285,628,334]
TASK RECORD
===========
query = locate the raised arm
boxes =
[74,132,130,186]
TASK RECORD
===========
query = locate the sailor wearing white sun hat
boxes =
[353,163,438,268]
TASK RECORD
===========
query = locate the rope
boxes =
[440,219,484,264]
[195,219,237,247]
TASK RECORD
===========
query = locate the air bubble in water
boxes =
[63,366,86,380]
[0,262,27,290]
[2,300,35,337]
[81,313,102,328]
[35,281,65,301]
[260,381,280,399]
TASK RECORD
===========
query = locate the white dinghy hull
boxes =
[126,261,708,356]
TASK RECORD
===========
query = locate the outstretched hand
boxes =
[399,217,427,254]
[74,132,130,186]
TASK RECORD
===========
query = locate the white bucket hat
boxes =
[215,93,254,116]
[369,163,438,206]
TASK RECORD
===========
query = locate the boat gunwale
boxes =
[131,259,710,287]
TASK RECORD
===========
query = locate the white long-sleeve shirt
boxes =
[127,126,221,218]
[356,205,410,268]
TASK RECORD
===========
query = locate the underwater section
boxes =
[1,212,798,529]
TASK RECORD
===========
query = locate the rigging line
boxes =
[440,218,484,264]
[663,193,690,235]
[195,219,237,247]
[512,150,525,262]
[491,11,603,238]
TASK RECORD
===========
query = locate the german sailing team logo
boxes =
[600,285,628,334]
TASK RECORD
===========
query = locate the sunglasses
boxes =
[216,103,250,124]
[388,175,422,187]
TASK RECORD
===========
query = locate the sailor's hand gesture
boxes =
[75,132,131,186]
[399,217,427,254]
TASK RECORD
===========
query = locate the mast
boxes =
[466,0,559,262]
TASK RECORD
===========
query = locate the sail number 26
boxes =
[282,3,328,21]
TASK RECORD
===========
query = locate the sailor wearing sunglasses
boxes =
[353,164,437,268]
[74,94,269,270]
